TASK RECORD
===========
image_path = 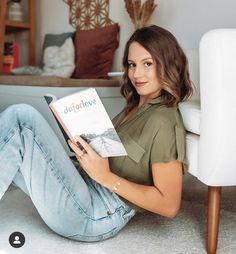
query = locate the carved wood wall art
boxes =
[63,0,115,30]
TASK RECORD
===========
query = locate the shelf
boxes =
[5,20,30,33]
[0,0,36,73]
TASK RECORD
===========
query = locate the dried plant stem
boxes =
[124,0,157,29]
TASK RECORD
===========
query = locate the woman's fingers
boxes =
[76,136,96,155]
[68,140,83,156]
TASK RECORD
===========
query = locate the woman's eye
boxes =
[144,62,153,67]
[128,63,136,69]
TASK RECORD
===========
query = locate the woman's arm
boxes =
[68,137,183,218]
[103,161,183,218]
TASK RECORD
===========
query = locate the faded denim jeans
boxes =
[0,104,135,242]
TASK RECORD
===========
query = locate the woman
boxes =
[0,25,192,242]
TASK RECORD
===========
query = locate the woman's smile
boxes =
[134,81,148,88]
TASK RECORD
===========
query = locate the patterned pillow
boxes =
[42,37,75,78]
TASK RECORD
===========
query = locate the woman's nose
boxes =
[133,65,143,78]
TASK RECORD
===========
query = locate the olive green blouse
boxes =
[109,96,187,211]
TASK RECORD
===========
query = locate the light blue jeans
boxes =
[0,104,135,242]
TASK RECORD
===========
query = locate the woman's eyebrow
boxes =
[141,57,153,61]
[128,57,153,62]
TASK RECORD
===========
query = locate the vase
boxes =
[8,1,24,22]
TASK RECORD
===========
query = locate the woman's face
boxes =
[128,42,162,106]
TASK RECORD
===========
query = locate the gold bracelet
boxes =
[112,177,122,192]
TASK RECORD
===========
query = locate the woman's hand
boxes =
[68,136,111,185]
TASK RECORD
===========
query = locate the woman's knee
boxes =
[5,104,42,123]
[7,104,38,115]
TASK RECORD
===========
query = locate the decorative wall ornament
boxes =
[63,0,115,30]
[124,0,157,29]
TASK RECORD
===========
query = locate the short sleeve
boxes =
[150,120,187,173]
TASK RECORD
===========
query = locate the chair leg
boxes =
[207,186,222,254]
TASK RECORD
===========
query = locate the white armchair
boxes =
[180,29,236,254]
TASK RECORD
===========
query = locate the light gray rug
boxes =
[0,178,236,254]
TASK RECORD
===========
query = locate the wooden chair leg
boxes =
[207,186,222,254]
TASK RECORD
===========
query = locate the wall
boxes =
[37,0,236,70]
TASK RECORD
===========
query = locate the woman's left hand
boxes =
[68,136,111,185]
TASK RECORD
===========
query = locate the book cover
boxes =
[44,88,127,157]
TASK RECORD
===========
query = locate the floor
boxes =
[0,173,236,254]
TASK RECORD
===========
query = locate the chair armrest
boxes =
[179,100,200,135]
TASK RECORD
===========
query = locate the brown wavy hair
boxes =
[121,25,193,113]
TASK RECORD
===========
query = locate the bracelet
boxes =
[112,178,122,192]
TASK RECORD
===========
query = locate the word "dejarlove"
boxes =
[64,99,97,114]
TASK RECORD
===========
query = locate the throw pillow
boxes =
[72,23,120,79]
[42,32,75,51]
[42,37,75,78]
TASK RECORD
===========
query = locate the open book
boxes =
[44,88,127,157]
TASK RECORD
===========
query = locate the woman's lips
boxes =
[135,82,147,88]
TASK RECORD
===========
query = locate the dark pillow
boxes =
[42,32,75,50]
[72,24,120,79]
[40,32,75,68]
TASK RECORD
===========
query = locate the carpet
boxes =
[0,184,236,254]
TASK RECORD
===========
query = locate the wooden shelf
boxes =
[5,20,30,33]
[6,20,30,29]
[0,0,36,73]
